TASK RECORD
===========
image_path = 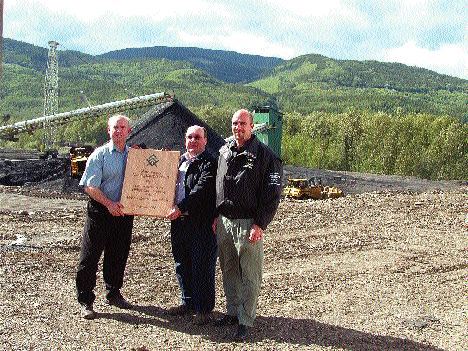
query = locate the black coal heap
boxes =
[127,100,226,158]
[0,100,227,188]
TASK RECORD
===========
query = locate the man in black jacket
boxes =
[214,109,283,340]
[166,125,217,325]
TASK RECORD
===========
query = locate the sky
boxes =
[3,0,467,79]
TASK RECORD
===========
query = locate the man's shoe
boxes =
[106,295,133,309]
[193,313,210,325]
[80,304,96,320]
[213,314,238,326]
[234,324,249,341]
[166,304,193,316]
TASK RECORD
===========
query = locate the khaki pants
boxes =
[216,215,264,327]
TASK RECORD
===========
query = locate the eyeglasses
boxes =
[186,134,203,140]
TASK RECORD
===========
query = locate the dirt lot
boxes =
[0,167,466,350]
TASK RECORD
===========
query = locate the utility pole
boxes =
[43,41,59,150]
[43,41,59,116]
[1,0,4,81]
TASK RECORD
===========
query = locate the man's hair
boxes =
[186,125,207,138]
[233,109,253,124]
[108,114,130,127]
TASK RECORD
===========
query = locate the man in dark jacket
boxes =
[214,109,283,340]
[166,125,217,325]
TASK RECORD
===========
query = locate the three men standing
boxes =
[214,109,283,340]
[75,109,283,342]
[166,125,218,325]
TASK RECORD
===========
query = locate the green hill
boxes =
[249,54,467,118]
[1,58,269,126]
[3,38,99,72]
[1,39,466,180]
[98,46,283,83]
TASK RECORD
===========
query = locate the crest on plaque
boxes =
[146,154,159,166]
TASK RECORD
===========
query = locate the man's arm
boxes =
[254,152,283,230]
[177,158,216,215]
[84,186,125,216]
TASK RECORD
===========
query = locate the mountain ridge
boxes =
[1,37,467,121]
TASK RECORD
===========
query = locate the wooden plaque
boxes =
[121,149,180,217]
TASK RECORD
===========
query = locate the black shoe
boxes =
[106,295,133,309]
[213,314,238,326]
[193,313,210,325]
[80,304,96,320]
[234,324,249,341]
[166,304,194,316]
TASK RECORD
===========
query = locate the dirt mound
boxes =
[0,157,67,186]
[284,165,466,195]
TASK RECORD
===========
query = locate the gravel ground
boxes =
[0,172,466,350]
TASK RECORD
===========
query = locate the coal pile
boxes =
[0,100,227,190]
[127,100,226,157]
[0,150,67,186]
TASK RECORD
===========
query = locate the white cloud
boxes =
[264,0,342,18]
[383,41,468,78]
[6,0,230,22]
[222,32,297,59]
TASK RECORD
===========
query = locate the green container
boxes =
[253,105,283,158]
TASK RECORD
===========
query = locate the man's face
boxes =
[232,111,253,144]
[185,126,207,156]
[108,117,131,144]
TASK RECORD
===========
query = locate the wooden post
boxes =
[0,0,3,81]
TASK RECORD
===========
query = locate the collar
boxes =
[226,135,258,155]
[108,140,129,153]
[180,150,206,164]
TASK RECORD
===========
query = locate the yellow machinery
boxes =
[69,145,94,179]
[323,185,344,199]
[283,178,323,199]
[283,178,344,200]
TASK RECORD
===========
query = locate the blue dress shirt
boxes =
[79,141,129,202]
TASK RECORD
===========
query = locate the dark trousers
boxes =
[170,217,217,313]
[76,199,133,306]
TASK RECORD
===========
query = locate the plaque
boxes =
[121,149,180,217]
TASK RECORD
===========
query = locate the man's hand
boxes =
[84,186,125,216]
[249,224,264,243]
[166,206,182,220]
[212,217,218,234]
[107,201,125,216]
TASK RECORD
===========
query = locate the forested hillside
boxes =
[3,38,99,72]
[1,38,466,180]
[98,46,283,83]
[249,54,467,118]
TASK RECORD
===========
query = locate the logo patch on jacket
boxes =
[242,152,256,169]
[268,172,281,186]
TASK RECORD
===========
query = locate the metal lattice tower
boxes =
[43,41,59,116]
[43,41,59,149]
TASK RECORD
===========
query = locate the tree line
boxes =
[281,110,467,180]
